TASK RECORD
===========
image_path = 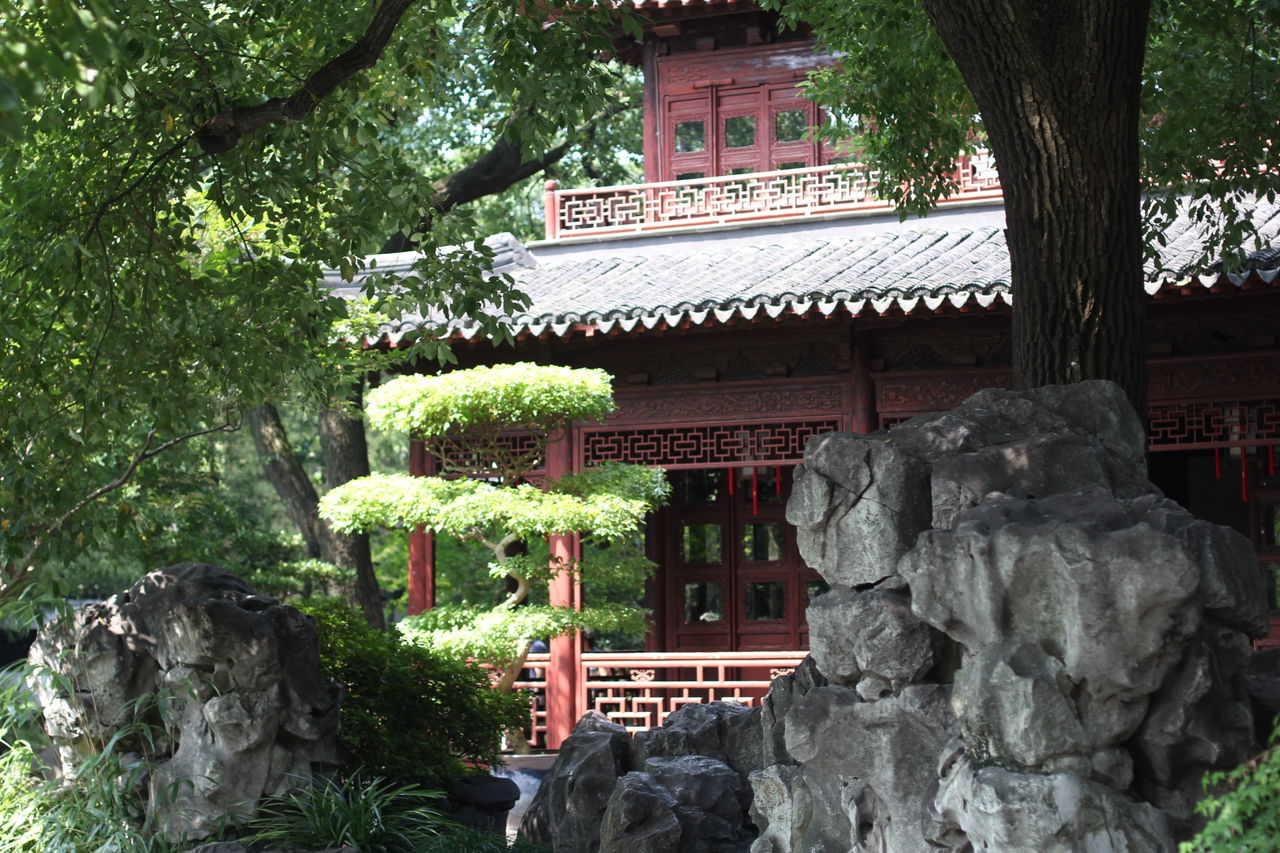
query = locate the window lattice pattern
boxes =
[582,419,842,468]
[552,155,1001,236]
[1148,399,1280,449]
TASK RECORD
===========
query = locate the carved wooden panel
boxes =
[610,380,847,426]
[874,369,1014,416]
[580,418,842,469]
[1147,352,1280,404]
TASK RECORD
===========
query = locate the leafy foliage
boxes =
[239,773,449,853]
[365,365,617,482]
[304,599,528,786]
[766,0,1280,259]
[0,0,638,598]
[319,364,667,693]
[399,601,648,668]
[322,463,667,542]
[1181,722,1280,852]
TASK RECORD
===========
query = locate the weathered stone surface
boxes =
[806,588,941,690]
[785,685,956,853]
[600,772,682,853]
[519,711,631,852]
[633,700,762,778]
[646,755,754,852]
[748,763,855,853]
[788,434,931,587]
[934,754,1176,852]
[28,563,340,843]
[1139,498,1269,637]
[759,656,825,768]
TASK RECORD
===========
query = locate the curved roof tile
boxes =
[330,199,1280,344]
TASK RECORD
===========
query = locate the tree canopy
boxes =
[765,0,1279,408]
[0,0,639,599]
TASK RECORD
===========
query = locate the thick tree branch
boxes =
[382,101,637,251]
[196,0,418,155]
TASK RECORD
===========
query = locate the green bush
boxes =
[304,600,528,787]
[239,773,448,853]
[1181,721,1280,852]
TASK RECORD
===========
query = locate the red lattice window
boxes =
[1149,399,1280,450]
[580,419,842,469]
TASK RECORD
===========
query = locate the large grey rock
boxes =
[902,488,1205,773]
[748,763,856,853]
[788,435,932,587]
[759,657,825,768]
[518,712,631,852]
[633,700,763,777]
[934,753,1176,852]
[785,685,956,852]
[28,564,340,843]
[646,755,754,852]
[806,588,941,693]
[600,772,682,853]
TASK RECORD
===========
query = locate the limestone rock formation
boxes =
[534,381,1270,853]
[522,704,762,852]
[759,380,1268,851]
[28,563,341,842]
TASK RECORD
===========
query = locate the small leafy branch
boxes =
[320,364,668,721]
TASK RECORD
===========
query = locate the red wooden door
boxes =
[662,467,825,651]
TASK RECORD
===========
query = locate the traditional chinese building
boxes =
[332,0,1280,748]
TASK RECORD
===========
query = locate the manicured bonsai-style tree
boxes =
[319,363,667,696]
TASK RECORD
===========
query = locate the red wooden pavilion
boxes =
[328,0,1280,749]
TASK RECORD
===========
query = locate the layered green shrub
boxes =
[1181,721,1280,852]
[304,601,528,787]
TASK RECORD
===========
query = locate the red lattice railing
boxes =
[544,154,1002,240]
[509,650,806,749]
[580,418,842,469]
[1148,399,1280,450]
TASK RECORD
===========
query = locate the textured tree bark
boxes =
[319,382,386,630]
[248,397,386,630]
[921,0,1151,414]
[246,404,324,560]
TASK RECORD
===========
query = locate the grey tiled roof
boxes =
[334,197,1280,344]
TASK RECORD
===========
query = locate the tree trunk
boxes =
[246,405,324,559]
[248,397,386,630]
[921,0,1152,415]
[319,381,386,630]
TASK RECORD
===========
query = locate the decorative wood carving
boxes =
[1147,352,1280,403]
[611,382,846,425]
[875,370,1014,414]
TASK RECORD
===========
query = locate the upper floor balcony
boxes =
[542,153,1004,241]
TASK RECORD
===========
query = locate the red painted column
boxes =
[850,329,878,434]
[407,439,436,615]
[546,430,582,749]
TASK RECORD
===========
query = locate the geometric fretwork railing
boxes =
[1148,398,1280,450]
[580,418,843,470]
[575,650,806,734]
[545,153,1002,240]
[509,650,807,750]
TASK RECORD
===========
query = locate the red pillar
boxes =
[850,329,878,434]
[407,439,435,615]
[545,431,582,749]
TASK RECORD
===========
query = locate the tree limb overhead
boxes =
[196,0,419,155]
